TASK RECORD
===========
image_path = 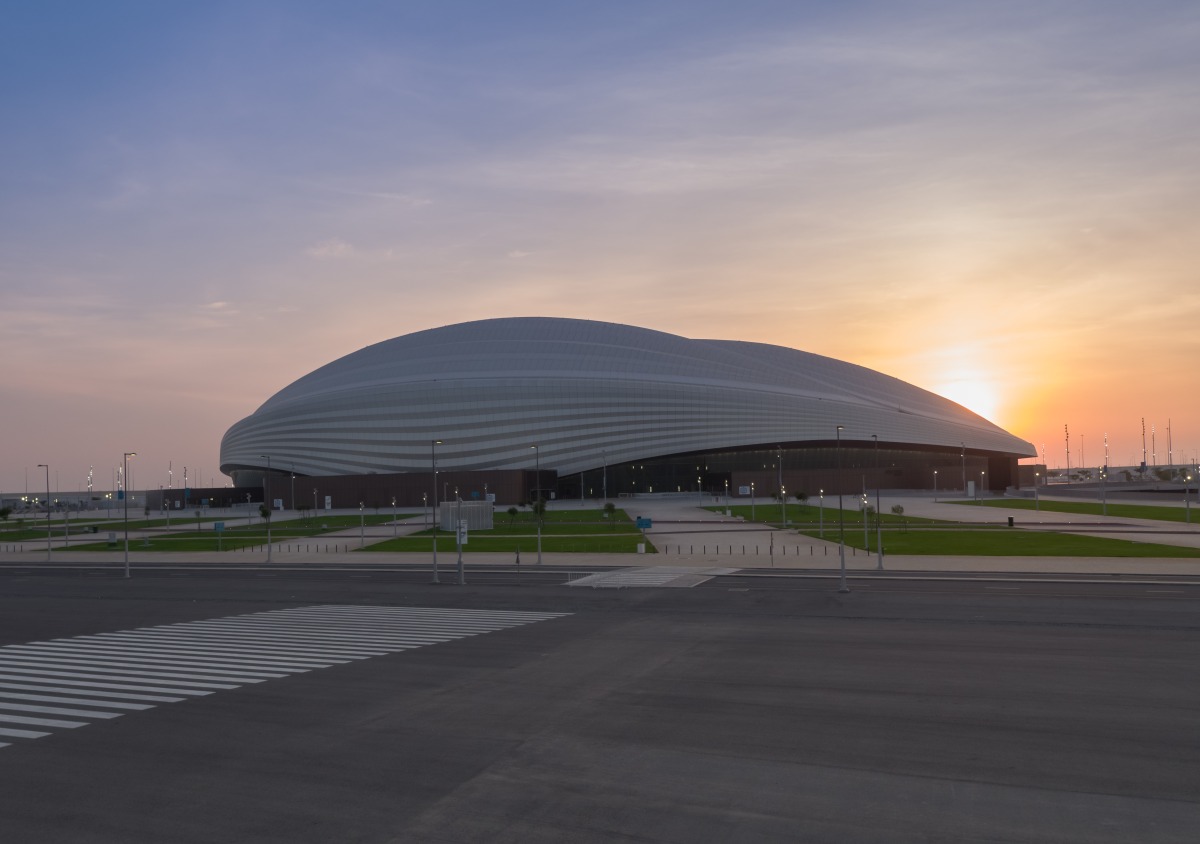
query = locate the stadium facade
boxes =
[219,317,1036,505]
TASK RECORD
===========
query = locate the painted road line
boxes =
[0,604,568,753]
[0,681,190,701]
[0,691,155,710]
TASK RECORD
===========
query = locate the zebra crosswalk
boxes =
[0,604,566,751]
[567,566,740,588]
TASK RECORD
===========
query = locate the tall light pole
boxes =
[37,464,50,561]
[1034,472,1040,510]
[260,455,272,562]
[960,443,967,497]
[531,445,542,565]
[777,446,786,527]
[602,449,608,504]
[818,490,824,538]
[359,501,365,547]
[933,469,939,503]
[1101,467,1108,516]
[455,491,465,585]
[431,439,441,583]
[1180,473,1190,525]
[290,464,295,511]
[123,452,136,578]
[750,481,756,522]
[836,426,848,593]
[861,478,869,549]
[872,435,882,570]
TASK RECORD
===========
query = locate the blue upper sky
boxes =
[3,1,1198,491]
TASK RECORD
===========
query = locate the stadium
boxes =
[218,317,1036,507]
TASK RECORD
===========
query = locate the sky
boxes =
[3,0,1199,496]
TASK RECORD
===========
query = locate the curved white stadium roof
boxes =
[220,317,1035,477]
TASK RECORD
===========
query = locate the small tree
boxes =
[507,506,519,526]
[603,501,616,527]
[890,504,907,532]
[531,498,546,521]
[0,507,11,531]
[794,491,808,505]
[259,503,271,522]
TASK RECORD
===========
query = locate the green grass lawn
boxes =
[953,497,1200,524]
[837,528,1200,557]
[712,503,1200,557]
[366,509,651,553]
[710,503,944,528]
[65,513,417,552]
[363,533,654,554]
[492,508,633,526]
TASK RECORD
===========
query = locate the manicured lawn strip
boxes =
[953,498,1200,524]
[493,508,633,526]
[2,516,227,540]
[711,503,1200,556]
[70,536,272,552]
[708,504,946,528]
[855,530,1200,557]
[64,513,419,552]
[467,523,638,536]
[363,534,654,553]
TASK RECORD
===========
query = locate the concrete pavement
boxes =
[4,492,1200,577]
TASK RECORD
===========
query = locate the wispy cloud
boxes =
[305,238,356,259]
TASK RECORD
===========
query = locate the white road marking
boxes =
[0,604,567,752]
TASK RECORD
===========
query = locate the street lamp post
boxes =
[37,463,50,561]
[359,502,365,547]
[818,489,824,538]
[836,426,849,593]
[123,452,136,578]
[872,434,882,571]
[290,465,295,512]
[750,481,756,522]
[777,446,787,527]
[1185,473,1195,525]
[862,479,869,550]
[431,440,441,583]
[961,444,967,498]
[392,497,398,536]
[260,455,272,562]
[455,492,465,585]
[933,469,939,503]
[1034,473,1040,510]
[979,470,985,503]
[531,445,542,565]
[1101,467,1108,517]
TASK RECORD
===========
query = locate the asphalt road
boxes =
[0,568,1197,843]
